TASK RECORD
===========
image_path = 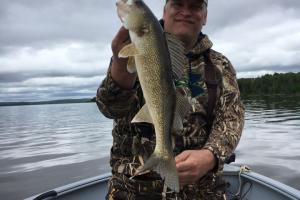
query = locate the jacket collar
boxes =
[160,19,213,56]
[188,32,213,55]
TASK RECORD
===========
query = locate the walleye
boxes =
[116,0,189,192]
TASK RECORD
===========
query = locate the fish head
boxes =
[116,0,150,35]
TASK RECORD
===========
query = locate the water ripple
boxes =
[1,99,300,189]
[0,103,113,173]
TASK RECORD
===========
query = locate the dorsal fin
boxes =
[165,33,185,80]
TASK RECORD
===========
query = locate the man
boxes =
[96,0,245,199]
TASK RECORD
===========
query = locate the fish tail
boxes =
[136,151,180,192]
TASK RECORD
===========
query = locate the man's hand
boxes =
[175,149,216,186]
[110,26,137,89]
[111,26,130,58]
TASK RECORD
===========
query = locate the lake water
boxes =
[0,95,299,199]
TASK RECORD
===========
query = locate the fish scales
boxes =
[117,0,188,192]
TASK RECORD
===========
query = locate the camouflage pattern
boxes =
[96,34,245,200]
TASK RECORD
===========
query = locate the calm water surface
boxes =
[0,103,113,175]
[235,95,300,189]
[0,96,299,199]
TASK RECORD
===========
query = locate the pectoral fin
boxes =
[118,43,139,58]
[176,90,191,119]
[131,104,153,124]
[127,57,137,73]
[172,91,191,133]
[172,112,183,132]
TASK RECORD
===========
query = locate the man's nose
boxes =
[178,5,192,16]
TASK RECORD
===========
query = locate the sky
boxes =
[0,0,300,102]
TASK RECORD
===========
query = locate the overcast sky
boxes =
[0,0,299,102]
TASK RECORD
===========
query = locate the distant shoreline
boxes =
[0,98,96,107]
[2,93,300,107]
[1,72,299,107]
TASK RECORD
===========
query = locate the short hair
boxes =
[166,0,208,7]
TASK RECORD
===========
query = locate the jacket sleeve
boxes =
[203,58,245,174]
[95,60,141,119]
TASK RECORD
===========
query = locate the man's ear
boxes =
[203,10,208,25]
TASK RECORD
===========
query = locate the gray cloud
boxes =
[0,0,299,101]
[0,70,106,83]
[204,0,300,77]
[206,0,300,32]
[0,0,119,54]
[0,75,105,102]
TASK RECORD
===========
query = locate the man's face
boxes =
[163,0,207,44]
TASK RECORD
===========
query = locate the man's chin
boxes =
[171,25,194,35]
[172,31,192,40]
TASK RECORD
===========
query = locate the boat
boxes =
[24,164,300,200]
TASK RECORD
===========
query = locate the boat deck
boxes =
[25,164,300,200]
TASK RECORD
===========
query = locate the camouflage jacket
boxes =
[96,34,245,199]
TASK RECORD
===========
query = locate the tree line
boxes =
[237,72,300,95]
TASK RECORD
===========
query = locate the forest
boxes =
[238,72,300,96]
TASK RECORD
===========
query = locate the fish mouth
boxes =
[116,0,130,23]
